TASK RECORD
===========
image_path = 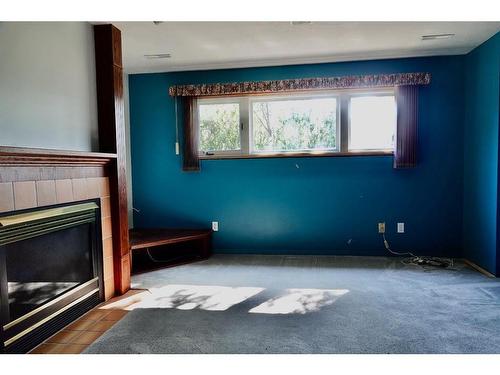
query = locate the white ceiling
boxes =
[114,22,500,74]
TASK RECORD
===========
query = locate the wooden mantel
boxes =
[0,146,117,166]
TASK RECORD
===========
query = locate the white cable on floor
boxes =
[382,233,455,269]
[383,233,417,257]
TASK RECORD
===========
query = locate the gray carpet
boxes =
[85,255,500,354]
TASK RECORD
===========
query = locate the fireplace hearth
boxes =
[0,200,104,353]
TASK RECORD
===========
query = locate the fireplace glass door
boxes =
[0,201,103,351]
[5,224,95,322]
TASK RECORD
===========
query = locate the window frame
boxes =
[197,88,395,159]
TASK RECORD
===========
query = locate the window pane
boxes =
[199,103,240,152]
[349,96,396,151]
[252,97,337,152]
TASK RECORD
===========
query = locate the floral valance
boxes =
[169,72,431,97]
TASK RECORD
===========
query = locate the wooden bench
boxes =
[129,228,212,272]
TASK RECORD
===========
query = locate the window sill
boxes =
[199,150,393,160]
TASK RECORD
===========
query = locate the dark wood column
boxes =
[94,24,130,295]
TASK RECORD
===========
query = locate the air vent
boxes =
[421,33,455,40]
[290,21,313,26]
[144,53,171,59]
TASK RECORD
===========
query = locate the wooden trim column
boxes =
[94,24,130,295]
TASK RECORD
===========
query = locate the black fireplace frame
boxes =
[0,199,104,354]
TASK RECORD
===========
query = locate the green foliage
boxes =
[199,104,240,152]
[253,102,336,151]
[199,101,337,153]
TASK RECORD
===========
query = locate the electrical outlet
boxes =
[397,222,405,233]
[212,221,219,232]
[378,222,385,234]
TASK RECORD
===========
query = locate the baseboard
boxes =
[463,259,496,278]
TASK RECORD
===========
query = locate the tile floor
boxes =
[29,289,149,354]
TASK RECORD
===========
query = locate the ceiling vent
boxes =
[290,21,313,26]
[144,53,171,59]
[421,33,455,40]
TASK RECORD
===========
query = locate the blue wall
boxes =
[129,56,465,256]
[463,33,500,275]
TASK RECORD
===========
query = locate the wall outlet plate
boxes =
[378,222,385,233]
[397,222,405,233]
[212,221,219,232]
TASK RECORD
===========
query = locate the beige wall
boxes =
[0,22,98,151]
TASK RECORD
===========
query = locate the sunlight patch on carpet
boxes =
[248,288,348,314]
[128,284,264,311]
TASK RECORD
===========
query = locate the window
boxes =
[198,100,241,154]
[251,96,338,153]
[197,89,395,158]
[349,95,396,151]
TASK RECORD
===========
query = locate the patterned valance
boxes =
[169,72,431,97]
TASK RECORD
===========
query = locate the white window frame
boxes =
[346,90,396,153]
[196,88,396,159]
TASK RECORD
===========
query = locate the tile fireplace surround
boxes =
[0,157,119,302]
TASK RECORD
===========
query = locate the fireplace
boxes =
[0,200,104,353]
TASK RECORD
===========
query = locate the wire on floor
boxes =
[146,248,185,264]
[382,233,456,270]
